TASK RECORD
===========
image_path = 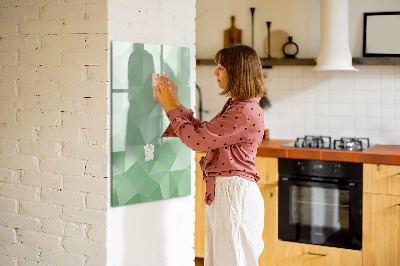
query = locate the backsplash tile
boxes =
[195,65,400,145]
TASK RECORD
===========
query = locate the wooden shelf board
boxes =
[352,57,400,65]
[196,57,400,67]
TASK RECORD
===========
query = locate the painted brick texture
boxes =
[0,0,108,265]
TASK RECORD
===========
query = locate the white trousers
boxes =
[205,176,265,266]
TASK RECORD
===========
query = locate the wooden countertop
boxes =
[257,139,400,165]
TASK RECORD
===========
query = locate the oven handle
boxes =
[280,177,357,189]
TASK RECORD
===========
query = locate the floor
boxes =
[195,257,204,266]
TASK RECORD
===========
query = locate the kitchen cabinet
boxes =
[195,152,207,258]
[363,193,400,266]
[259,184,278,266]
[194,154,279,266]
[276,241,362,266]
[363,163,400,196]
[255,156,278,266]
[255,156,278,186]
[195,157,400,265]
[363,164,400,266]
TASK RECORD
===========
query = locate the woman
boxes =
[154,44,266,266]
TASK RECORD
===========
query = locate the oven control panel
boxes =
[281,158,362,180]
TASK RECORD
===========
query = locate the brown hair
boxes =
[214,44,266,99]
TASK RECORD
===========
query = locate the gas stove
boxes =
[283,135,373,151]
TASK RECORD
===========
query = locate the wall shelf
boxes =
[260,58,316,67]
[352,57,400,65]
[196,57,400,67]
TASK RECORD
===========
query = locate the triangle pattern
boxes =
[111,41,192,206]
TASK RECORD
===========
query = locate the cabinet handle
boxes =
[307,252,328,257]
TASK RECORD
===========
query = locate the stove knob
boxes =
[334,164,341,174]
[298,161,305,171]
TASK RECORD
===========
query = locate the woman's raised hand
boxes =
[153,77,175,113]
[160,76,180,109]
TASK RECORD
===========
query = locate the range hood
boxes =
[314,0,358,71]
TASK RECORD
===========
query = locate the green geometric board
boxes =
[111,41,192,206]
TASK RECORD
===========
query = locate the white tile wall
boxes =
[196,65,400,145]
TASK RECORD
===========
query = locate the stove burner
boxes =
[333,137,370,151]
[295,135,332,149]
[286,136,372,151]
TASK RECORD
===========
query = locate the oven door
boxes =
[278,176,362,250]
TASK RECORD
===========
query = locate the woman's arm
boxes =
[175,104,202,128]
[154,76,249,151]
[161,104,204,138]
[164,107,248,152]
[156,76,203,137]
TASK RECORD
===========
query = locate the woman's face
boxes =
[214,64,228,90]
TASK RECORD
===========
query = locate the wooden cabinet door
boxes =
[363,193,400,266]
[276,241,362,266]
[259,185,278,266]
[255,156,278,186]
[195,152,207,258]
[364,164,400,196]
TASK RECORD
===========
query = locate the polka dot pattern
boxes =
[161,98,265,205]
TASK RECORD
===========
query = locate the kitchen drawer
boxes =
[364,164,400,196]
[276,241,362,266]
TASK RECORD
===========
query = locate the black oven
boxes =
[278,158,363,250]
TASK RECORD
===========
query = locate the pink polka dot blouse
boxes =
[162,97,265,205]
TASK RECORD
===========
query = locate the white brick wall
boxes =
[0,0,108,265]
[1,0,198,264]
